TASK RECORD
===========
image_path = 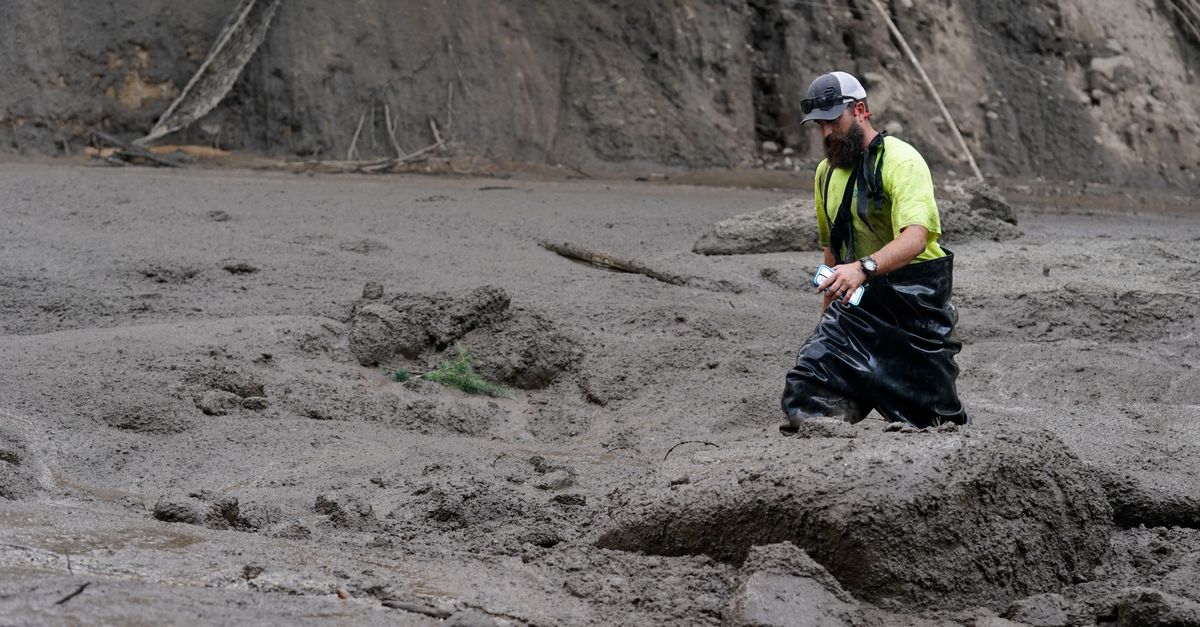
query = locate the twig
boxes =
[446,83,454,134]
[866,0,984,181]
[663,440,719,461]
[347,110,367,160]
[384,104,404,160]
[429,117,444,147]
[66,553,73,575]
[54,582,90,606]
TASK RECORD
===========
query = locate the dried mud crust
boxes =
[596,427,1113,611]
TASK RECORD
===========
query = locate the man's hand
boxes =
[817,262,867,310]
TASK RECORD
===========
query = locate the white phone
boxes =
[813,264,864,306]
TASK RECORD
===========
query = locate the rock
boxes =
[446,611,500,627]
[1116,588,1200,627]
[1004,593,1069,626]
[596,427,1112,610]
[726,543,862,627]
[761,140,780,154]
[950,178,1018,225]
[153,495,204,525]
[693,198,821,255]
[195,389,242,416]
[362,281,384,300]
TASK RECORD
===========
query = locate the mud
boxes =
[0,163,1198,624]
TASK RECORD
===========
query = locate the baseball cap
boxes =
[800,71,868,124]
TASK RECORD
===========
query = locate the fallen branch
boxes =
[384,104,405,160]
[538,241,749,293]
[866,0,984,181]
[539,240,689,287]
[664,440,720,461]
[54,582,90,606]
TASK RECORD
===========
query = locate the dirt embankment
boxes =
[1,0,1198,186]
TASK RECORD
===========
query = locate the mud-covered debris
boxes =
[205,496,243,530]
[100,400,191,434]
[0,426,40,500]
[1004,593,1069,627]
[1094,468,1200,529]
[349,286,510,365]
[241,396,269,411]
[693,197,821,256]
[315,493,377,531]
[726,543,862,627]
[187,364,266,399]
[1115,588,1200,627]
[153,494,204,525]
[195,389,242,416]
[362,281,384,300]
[597,428,1112,610]
[460,313,583,390]
[947,178,1018,225]
[139,264,201,284]
[222,261,260,275]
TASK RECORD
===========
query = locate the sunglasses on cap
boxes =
[800,95,858,115]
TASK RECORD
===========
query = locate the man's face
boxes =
[817,108,864,169]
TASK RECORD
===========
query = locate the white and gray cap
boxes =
[800,71,867,124]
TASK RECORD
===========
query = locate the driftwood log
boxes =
[538,240,750,294]
[136,0,281,146]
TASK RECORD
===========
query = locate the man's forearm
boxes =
[868,225,928,276]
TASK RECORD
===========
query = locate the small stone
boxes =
[362,282,384,300]
[1004,593,1068,626]
[761,141,780,154]
[241,396,269,411]
[670,475,691,486]
[242,564,265,580]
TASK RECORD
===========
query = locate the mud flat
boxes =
[1,162,1199,625]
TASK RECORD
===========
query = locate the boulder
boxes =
[596,427,1112,611]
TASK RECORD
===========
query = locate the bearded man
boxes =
[779,71,968,433]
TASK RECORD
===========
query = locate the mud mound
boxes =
[349,285,583,390]
[596,428,1112,611]
[459,312,583,390]
[960,288,1199,343]
[98,399,191,435]
[349,286,510,365]
[934,178,1022,244]
[726,543,864,627]
[693,198,821,256]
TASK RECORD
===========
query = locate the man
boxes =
[780,70,967,432]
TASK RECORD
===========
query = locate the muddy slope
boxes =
[2,1,1198,185]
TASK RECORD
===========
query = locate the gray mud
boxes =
[1,163,1199,625]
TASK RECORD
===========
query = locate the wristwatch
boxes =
[858,255,878,280]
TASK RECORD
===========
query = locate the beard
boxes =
[823,120,865,169]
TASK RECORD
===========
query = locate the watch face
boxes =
[862,258,877,273]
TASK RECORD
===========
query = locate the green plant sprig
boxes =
[380,346,506,397]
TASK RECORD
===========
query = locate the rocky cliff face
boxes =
[1,0,1197,186]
